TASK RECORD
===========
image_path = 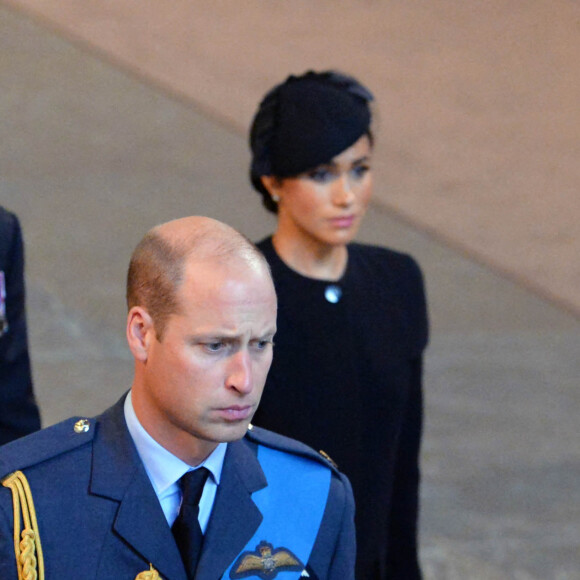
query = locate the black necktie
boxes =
[172,467,210,579]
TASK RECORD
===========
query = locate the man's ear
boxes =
[126,306,155,362]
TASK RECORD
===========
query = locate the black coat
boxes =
[254,237,429,579]
[0,207,41,444]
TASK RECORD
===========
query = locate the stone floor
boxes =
[1,5,579,578]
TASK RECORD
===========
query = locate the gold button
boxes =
[74,419,90,434]
[247,423,254,431]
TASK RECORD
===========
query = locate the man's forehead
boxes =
[183,253,272,284]
[174,256,274,305]
[171,265,277,335]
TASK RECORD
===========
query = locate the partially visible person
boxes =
[0,216,355,579]
[0,206,41,445]
[249,71,429,578]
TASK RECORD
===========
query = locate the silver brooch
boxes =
[324,285,342,304]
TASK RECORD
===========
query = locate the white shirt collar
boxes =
[124,390,226,497]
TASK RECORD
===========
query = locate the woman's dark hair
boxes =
[249,70,374,214]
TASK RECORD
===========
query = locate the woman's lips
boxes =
[330,215,356,228]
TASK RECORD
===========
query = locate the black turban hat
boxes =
[250,70,374,179]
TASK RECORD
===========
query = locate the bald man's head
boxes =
[126,216,270,339]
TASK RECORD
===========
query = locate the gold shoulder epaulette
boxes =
[319,450,338,469]
[2,470,44,580]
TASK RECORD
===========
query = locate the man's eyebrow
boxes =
[257,332,277,340]
[190,329,276,340]
[190,333,236,340]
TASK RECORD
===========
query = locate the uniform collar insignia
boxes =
[231,540,304,579]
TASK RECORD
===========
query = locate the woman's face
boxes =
[265,135,373,250]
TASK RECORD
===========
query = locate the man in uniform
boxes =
[0,216,355,579]
[0,206,41,444]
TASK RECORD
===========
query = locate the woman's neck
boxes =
[271,232,348,281]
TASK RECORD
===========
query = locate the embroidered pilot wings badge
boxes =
[230,540,304,579]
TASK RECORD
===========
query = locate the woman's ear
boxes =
[261,176,281,203]
[126,306,154,362]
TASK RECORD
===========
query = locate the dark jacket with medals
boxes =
[0,207,41,445]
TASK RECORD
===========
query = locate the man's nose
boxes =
[226,350,253,394]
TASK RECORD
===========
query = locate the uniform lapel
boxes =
[90,398,187,580]
[195,438,267,580]
[113,473,186,580]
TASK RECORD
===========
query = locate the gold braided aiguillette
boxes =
[2,471,44,580]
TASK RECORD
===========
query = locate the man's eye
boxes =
[204,342,224,352]
[253,340,272,350]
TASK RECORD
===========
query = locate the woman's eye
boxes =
[307,168,333,183]
[351,164,370,179]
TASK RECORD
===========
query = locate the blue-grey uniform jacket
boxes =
[0,396,355,579]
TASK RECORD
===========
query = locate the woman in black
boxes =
[249,71,428,579]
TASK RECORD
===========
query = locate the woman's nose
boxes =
[332,175,356,206]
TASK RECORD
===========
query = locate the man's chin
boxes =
[213,421,252,443]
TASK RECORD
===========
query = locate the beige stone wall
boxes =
[4,0,579,316]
